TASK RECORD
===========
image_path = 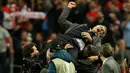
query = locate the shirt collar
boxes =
[103,58,108,64]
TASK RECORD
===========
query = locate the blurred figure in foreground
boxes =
[114,39,130,73]
[0,11,14,73]
[121,12,130,49]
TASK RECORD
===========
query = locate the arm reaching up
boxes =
[58,2,77,31]
[68,2,76,8]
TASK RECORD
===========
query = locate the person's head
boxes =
[109,13,117,21]
[100,43,114,59]
[127,2,130,12]
[25,22,33,31]
[18,0,25,8]
[49,38,65,54]
[8,3,17,12]
[89,0,98,9]
[36,32,43,42]
[97,11,104,22]
[108,2,118,11]
[92,25,107,36]
[115,39,126,52]
[50,33,57,40]
[22,43,39,58]
[83,45,99,57]
[124,2,130,13]
[21,30,28,40]
[37,3,44,10]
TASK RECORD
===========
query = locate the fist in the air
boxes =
[68,2,76,9]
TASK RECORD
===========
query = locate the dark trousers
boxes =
[0,52,7,73]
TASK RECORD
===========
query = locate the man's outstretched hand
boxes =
[88,56,98,61]
[68,2,76,9]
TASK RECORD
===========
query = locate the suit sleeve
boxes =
[102,64,112,73]
[47,61,56,73]
[58,7,74,31]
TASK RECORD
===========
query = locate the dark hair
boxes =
[100,43,113,57]
[83,45,99,57]
[22,43,36,58]
[49,38,65,52]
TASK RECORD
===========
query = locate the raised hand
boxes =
[68,1,77,9]
[64,43,73,49]
[81,32,92,41]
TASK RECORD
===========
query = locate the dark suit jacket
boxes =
[100,57,121,73]
[58,6,102,73]
[58,6,102,47]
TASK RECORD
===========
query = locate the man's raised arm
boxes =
[58,2,76,30]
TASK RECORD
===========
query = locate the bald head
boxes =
[92,25,107,37]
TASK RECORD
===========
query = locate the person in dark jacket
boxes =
[22,43,42,73]
[76,45,101,73]
[46,1,107,73]
[99,43,121,73]
[56,1,107,63]
[47,39,75,73]
[58,2,107,42]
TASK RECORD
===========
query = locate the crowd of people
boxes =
[1,0,130,73]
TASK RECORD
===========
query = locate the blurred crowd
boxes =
[1,0,130,73]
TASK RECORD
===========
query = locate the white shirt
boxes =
[75,38,85,51]
[3,12,15,29]
[103,58,108,65]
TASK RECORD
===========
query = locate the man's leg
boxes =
[0,52,7,73]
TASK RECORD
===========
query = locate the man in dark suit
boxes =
[99,43,121,73]
[58,1,107,47]
[57,1,107,62]
[46,1,107,73]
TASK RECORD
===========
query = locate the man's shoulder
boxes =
[103,61,111,68]
[104,57,120,69]
[106,57,116,63]
[104,57,116,66]
[52,58,65,63]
